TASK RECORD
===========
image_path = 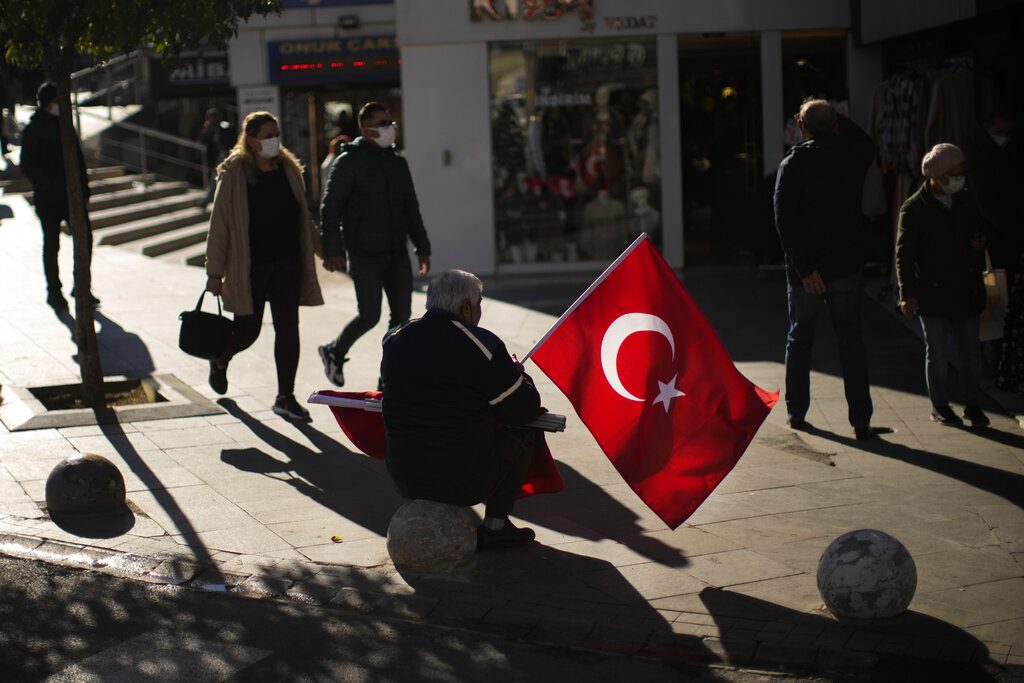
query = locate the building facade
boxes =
[228,0,1022,276]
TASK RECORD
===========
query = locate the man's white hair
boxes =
[426,269,483,315]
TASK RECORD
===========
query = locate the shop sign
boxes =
[470,0,595,24]
[566,42,647,71]
[267,35,399,85]
[604,15,657,30]
[151,54,230,97]
[237,85,281,123]
[536,92,592,108]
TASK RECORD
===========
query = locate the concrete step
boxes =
[86,173,156,196]
[156,242,208,268]
[136,223,209,257]
[88,181,190,212]
[86,166,125,181]
[96,206,209,246]
[89,189,205,229]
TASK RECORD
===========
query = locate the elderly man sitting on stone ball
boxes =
[380,269,545,552]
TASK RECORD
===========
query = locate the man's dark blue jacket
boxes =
[381,308,543,491]
[773,115,875,285]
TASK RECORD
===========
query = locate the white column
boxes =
[656,33,683,269]
[846,35,883,131]
[760,30,784,177]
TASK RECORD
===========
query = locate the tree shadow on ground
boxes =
[513,461,689,568]
[50,308,155,378]
[217,398,401,538]
[699,587,1004,681]
[798,423,1024,509]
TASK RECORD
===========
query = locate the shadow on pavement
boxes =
[699,587,1002,681]
[799,423,1024,509]
[51,308,155,378]
[217,398,402,537]
[95,419,220,580]
[515,462,689,568]
[50,507,136,538]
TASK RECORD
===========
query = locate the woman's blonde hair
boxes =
[219,110,304,182]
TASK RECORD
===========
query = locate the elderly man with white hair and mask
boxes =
[896,143,991,428]
[380,269,546,551]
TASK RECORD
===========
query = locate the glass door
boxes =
[679,34,766,267]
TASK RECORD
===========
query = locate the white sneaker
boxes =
[318,344,345,387]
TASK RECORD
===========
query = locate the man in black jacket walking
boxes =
[774,99,881,440]
[381,269,543,551]
[19,81,93,310]
[319,102,431,387]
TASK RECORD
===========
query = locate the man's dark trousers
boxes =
[37,203,93,296]
[785,273,872,428]
[331,248,412,358]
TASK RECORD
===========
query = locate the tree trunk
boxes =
[54,72,105,408]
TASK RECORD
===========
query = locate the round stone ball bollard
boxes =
[387,500,478,572]
[817,529,917,619]
[45,453,126,516]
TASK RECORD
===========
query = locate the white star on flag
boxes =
[652,374,686,413]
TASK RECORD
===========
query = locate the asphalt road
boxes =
[0,556,821,682]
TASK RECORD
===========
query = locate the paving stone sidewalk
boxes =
[1,192,1022,677]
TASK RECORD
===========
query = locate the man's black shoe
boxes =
[854,425,893,441]
[963,405,990,428]
[47,292,68,309]
[930,406,963,427]
[477,520,535,552]
[209,360,228,395]
[70,288,100,308]
[786,418,808,431]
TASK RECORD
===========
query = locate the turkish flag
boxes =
[319,390,564,498]
[529,235,778,528]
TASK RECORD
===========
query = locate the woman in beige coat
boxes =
[205,111,324,419]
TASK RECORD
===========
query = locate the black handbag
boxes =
[178,290,233,360]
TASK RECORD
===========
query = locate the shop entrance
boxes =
[679,34,768,267]
[280,85,401,203]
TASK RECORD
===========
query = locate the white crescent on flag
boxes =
[600,313,683,404]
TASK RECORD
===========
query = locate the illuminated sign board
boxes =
[268,35,399,84]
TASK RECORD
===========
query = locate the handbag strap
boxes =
[195,289,223,316]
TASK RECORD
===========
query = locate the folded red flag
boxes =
[528,235,778,528]
[319,390,563,498]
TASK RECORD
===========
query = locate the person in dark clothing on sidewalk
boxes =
[197,107,234,211]
[773,98,884,441]
[318,101,431,388]
[19,81,94,310]
[896,143,990,428]
[381,269,545,551]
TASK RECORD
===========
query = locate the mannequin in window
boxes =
[627,88,660,186]
[629,185,660,242]
[581,86,625,192]
[580,185,626,260]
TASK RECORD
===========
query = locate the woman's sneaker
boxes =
[273,394,311,421]
[476,520,535,552]
[318,344,346,387]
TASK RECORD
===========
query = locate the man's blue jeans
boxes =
[919,315,982,410]
[785,274,873,428]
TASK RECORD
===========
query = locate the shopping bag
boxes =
[178,290,233,359]
[980,250,1008,342]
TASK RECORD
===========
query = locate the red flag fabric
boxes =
[319,390,564,498]
[529,236,778,528]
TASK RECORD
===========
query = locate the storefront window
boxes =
[489,38,660,265]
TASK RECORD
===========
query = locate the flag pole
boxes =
[523,232,648,361]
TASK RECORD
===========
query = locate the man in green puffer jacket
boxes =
[319,102,432,387]
[896,143,990,428]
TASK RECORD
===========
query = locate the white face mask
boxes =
[371,124,396,148]
[256,136,280,159]
[46,103,59,116]
[990,133,1010,148]
[940,174,966,195]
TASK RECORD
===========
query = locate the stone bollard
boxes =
[817,529,917,619]
[386,500,478,572]
[45,453,126,516]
